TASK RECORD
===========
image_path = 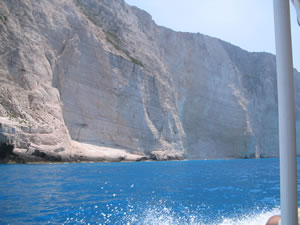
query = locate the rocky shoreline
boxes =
[0,118,184,163]
[0,145,185,164]
[0,141,184,164]
[0,117,270,164]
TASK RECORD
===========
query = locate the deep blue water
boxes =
[0,159,299,224]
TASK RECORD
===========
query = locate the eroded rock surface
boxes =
[0,0,299,162]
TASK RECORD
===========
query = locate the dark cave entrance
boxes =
[0,143,14,163]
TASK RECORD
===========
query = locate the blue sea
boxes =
[1,158,299,225]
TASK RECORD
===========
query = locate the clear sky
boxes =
[125,0,300,71]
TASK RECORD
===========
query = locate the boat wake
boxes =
[120,204,280,225]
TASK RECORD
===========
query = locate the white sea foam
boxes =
[121,205,280,225]
[61,200,280,224]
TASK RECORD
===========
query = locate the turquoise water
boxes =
[0,159,298,224]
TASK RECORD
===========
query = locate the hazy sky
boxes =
[125,0,300,70]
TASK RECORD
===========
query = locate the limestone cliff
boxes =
[0,0,299,162]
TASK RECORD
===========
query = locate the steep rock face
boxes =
[0,0,184,161]
[158,31,281,158]
[0,0,299,161]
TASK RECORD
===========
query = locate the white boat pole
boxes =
[273,0,298,224]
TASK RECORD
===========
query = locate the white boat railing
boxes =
[273,0,299,224]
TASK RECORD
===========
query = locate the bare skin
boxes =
[266,215,281,225]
